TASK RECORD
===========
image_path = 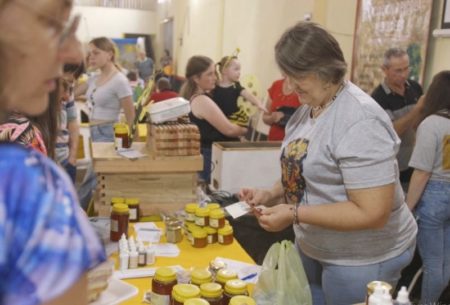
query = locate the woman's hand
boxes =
[256,203,294,232]
[238,188,272,208]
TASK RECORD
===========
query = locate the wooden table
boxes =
[91,142,203,216]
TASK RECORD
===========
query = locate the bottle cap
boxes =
[396,286,410,303]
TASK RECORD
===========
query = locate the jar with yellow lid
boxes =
[184,298,210,305]
[229,295,256,305]
[199,282,223,305]
[125,198,140,222]
[185,203,199,222]
[114,123,130,150]
[110,203,129,241]
[208,259,227,280]
[223,279,248,304]
[215,269,238,287]
[110,197,125,213]
[206,203,221,211]
[186,223,200,243]
[191,228,207,248]
[190,268,212,286]
[195,207,210,227]
[205,227,217,244]
[171,284,200,305]
[218,225,233,245]
[209,209,225,229]
[152,267,178,304]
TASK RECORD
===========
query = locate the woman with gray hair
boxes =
[240,22,417,304]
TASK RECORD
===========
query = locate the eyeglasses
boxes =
[12,0,80,47]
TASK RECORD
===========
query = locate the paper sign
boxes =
[225,201,251,219]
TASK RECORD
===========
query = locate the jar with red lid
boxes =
[110,203,129,241]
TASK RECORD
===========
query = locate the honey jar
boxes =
[184,298,210,305]
[229,295,256,305]
[218,225,233,245]
[206,203,221,211]
[205,227,218,244]
[191,228,207,248]
[171,284,200,305]
[114,123,130,149]
[215,269,238,287]
[199,282,223,305]
[190,268,212,286]
[185,203,199,222]
[209,209,225,229]
[151,267,178,305]
[195,207,210,227]
[223,279,248,304]
[110,203,129,241]
[125,198,140,222]
[110,197,125,213]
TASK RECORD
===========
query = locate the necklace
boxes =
[311,82,346,119]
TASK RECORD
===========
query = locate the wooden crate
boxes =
[92,142,202,217]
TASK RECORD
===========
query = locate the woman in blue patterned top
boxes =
[0,0,106,304]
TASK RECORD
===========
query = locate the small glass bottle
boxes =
[209,209,225,229]
[229,295,256,305]
[205,227,218,244]
[195,207,210,227]
[125,198,140,222]
[217,225,233,245]
[185,203,199,222]
[146,246,155,265]
[199,282,223,305]
[171,284,200,305]
[114,123,130,149]
[151,267,178,305]
[129,249,138,269]
[110,203,129,241]
[190,268,213,286]
[191,228,207,248]
[184,298,210,305]
[223,279,248,304]
[138,245,146,267]
[215,269,238,288]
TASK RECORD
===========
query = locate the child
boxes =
[212,55,267,126]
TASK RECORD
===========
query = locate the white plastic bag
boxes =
[253,240,312,305]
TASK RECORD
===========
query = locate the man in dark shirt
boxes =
[371,48,424,191]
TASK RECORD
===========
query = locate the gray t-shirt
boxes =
[409,113,450,182]
[86,72,132,121]
[283,81,417,266]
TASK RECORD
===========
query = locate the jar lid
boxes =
[209,259,226,272]
[154,267,177,283]
[172,284,200,302]
[206,203,221,210]
[125,198,139,205]
[111,197,125,205]
[225,279,247,295]
[216,269,237,283]
[185,203,199,213]
[112,203,129,213]
[191,268,212,284]
[192,228,207,239]
[114,123,128,133]
[195,207,210,217]
[218,225,233,235]
[367,281,392,294]
[187,223,200,232]
[204,226,217,234]
[229,295,256,305]
[200,282,223,298]
[184,298,210,305]
[209,208,225,219]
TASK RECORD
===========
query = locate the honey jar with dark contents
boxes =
[209,209,225,229]
[199,282,223,305]
[218,225,233,245]
[223,279,248,304]
[171,284,200,305]
[152,267,178,304]
[192,228,207,248]
[110,203,129,241]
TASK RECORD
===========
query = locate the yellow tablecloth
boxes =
[112,222,255,305]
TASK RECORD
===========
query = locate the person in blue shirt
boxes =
[0,0,106,304]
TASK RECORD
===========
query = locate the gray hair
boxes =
[383,48,408,67]
[275,22,347,84]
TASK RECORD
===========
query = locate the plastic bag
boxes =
[253,240,312,305]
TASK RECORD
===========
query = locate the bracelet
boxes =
[293,202,300,225]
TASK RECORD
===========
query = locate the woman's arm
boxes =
[191,95,247,137]
[44,274,87,305]
[262,96,284,125]
[67,120,79,165]
[257,183,395,232]
[120,96,136,128]
[74,82,88,98]
[241,89,267,112]
[406,169,431,210]
[239,180,285,207]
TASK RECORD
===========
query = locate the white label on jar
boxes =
[111,219,119,232]
[218,234,224,244]
[195,216,205,226]
[210,218,219,228]
[207,235,213,244]
[148,292,170,305]
[186,213,195,222]
[191,238,195,246]
[115,137,122,150]
[129,208,137,221]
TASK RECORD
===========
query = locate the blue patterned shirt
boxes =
[0,143,106,305]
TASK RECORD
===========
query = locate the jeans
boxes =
[297,245,414,305]
[61,159,77,183]
[416,179,450,304]
[90,123,115,142]
[200,146,212,184]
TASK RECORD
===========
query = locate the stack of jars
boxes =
[184,203,234,248]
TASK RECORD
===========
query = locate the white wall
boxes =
[73,6,158,43]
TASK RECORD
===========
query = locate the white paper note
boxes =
[225,201,251,219]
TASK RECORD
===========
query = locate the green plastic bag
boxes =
[253,240,312,305]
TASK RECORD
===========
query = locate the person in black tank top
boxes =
[180,56,248,184]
